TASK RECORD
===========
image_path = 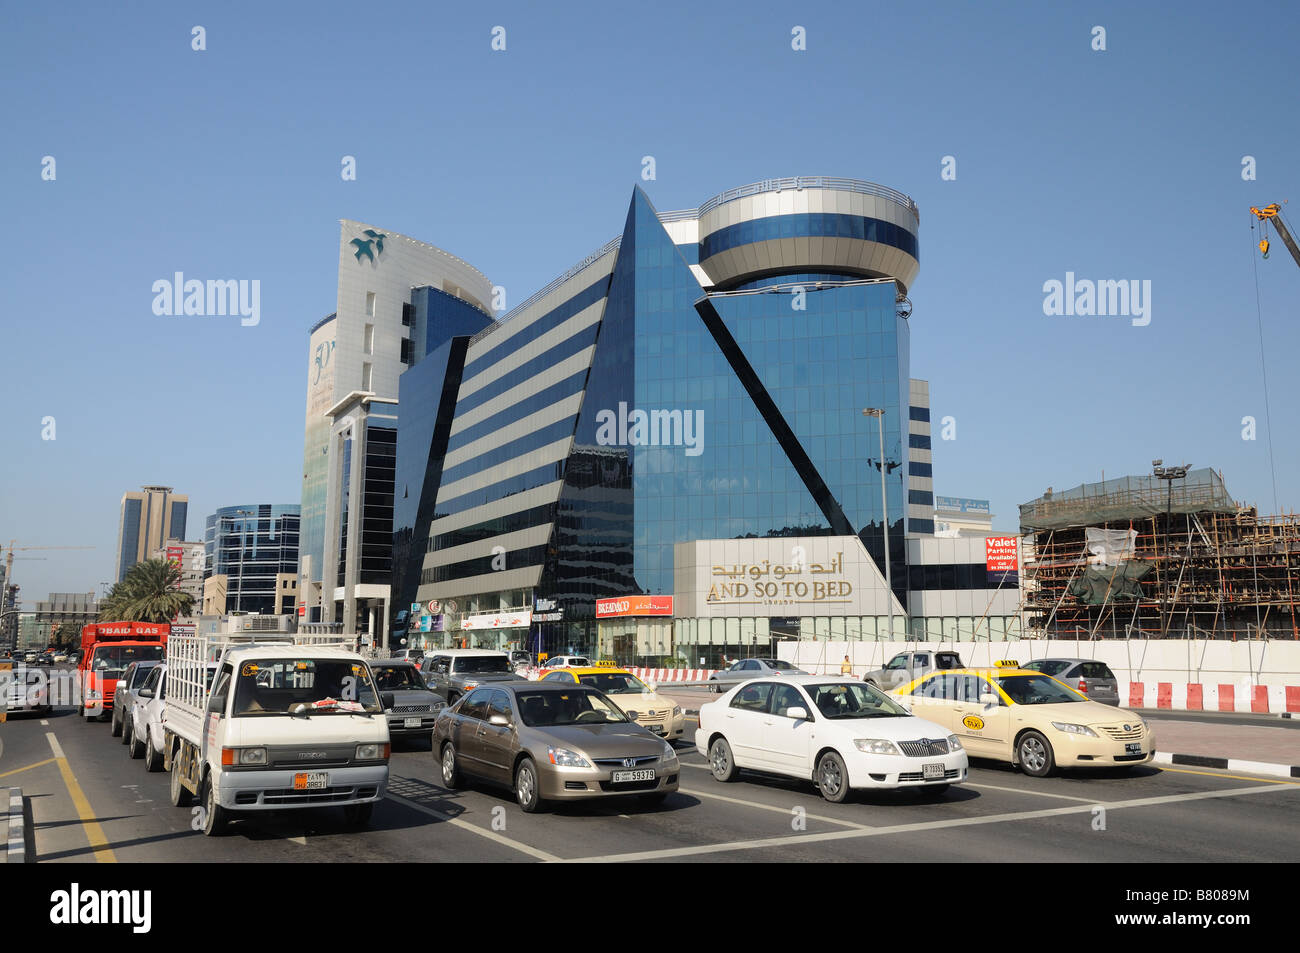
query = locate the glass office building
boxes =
[392,177,944,658]
[205,504,301,616]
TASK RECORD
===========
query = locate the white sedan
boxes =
[696,675,968,802]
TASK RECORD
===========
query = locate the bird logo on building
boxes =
[350,229,388,263]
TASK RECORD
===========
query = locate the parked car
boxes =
[541,655,591,670]
[111,660,161,739]
[861,650,964,690]
[697,675,967,802]
[890,664,1154,777]
[434,683,679,812]
[389,648,425,664]
[420,649,528,705]
[370,660,446,745]
[1020,658,1121,706]
[540,667,685,741]
[706,658,804,693]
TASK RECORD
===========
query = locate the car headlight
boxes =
[547,745,591,768]
[853,738,901,755]
[88,690,102,700]
[239,747,268,766]
[672,705,681,716]
[1051,722,1098,737]
[356,743,390,760]
[946,734,963,751]
[661,741,678,762]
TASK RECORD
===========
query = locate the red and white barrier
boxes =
[628,668,716,684]
[1121,681,1299,713]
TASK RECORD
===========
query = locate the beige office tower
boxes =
[115,486,189,582]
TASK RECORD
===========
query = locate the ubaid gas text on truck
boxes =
[162,630,390,836]
[78,622,169,722]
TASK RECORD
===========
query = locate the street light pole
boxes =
[864,409,893,641]
[1152,461,1190,638]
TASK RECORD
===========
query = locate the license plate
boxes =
[611,769,656,783]
[293,772,328,790]
[922,762,946,780]
[403,717,422,728]
[1125,742,1142,754]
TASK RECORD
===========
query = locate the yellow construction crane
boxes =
[1250,203,1300,269]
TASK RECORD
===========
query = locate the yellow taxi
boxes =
[539,667,685,742]
[890,661,1155,777]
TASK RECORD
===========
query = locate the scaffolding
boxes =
[1019,471,1300,639]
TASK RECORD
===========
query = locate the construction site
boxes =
[1018,468,1300,640]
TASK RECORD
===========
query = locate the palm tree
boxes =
[99,559,195,623]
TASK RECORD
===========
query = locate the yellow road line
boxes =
[0,757,57,780]
[1159,765,1300,785]
[46,733,117,863]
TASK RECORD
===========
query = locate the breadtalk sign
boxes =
[596,596,674,618]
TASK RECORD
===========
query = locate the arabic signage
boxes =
[935,496,991,514]
[985,537,1018,572]
[596,596,673,618]
[706,551,852,606]
[462,610,532,630]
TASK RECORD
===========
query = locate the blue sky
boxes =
[3,0,1298,600]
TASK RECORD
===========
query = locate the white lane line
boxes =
[681,785,870,830]
[289,835,307,846]
[47,734,66,759]
[40,720,49,726]
[559,783,1289,863]
[386,791,560,862]
[964,782,1109,804]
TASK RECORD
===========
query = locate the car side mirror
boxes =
[786,706,809,721]
[980,693,1000,707]
[139,687,154,699]
[488,713,510,727]
[380,691,395,709]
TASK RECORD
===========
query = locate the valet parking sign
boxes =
[985,536,1019,572]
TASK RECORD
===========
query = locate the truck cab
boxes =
[78,622,168,722]
[164,635,390,835]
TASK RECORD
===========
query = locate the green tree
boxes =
[98,559,194,623]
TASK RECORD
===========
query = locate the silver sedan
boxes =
[706,658,804,693]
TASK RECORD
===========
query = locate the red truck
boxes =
[77,622,169,722]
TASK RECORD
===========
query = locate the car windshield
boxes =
[577,672,647,694]
[454,656,512,674]
[994,674,1084,705]
[90,645,165,680]
[809,683,911,719]
[371,665,426,691]
[131,664,157,689]
[232,658,381,716]
[1022,660,1071,677]
[516,690,628,727]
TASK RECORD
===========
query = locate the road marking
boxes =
[386,791,560,862]
[40,719,48,726]
[46,733,117,863]
[1159,766,1300,785]
[559,783,1290,863]
[681,785,870,829]
[964,782,1108,804]
[289,835,307,846]
[0,757,57,780]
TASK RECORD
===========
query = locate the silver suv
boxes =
[420,650,527,705]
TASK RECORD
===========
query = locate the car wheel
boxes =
[119,713,131,744]
[1017,730,1056,778]
[127,721,144,759]
[816,751,851,803]
[708,737,739,782]
[110,709,123,737]
[515,757,543,813]
[440,742,462,789]
[144,730,162,772]
[708,681,720,694]
[342,803,373,827]
[201,776,227,836]
[169,753,191,807]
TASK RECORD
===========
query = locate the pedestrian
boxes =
[840,654,852,675]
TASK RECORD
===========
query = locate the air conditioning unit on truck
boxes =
[162,631,390,836]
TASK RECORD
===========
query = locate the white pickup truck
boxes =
[162,632,390,836]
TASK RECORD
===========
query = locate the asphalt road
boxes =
[2,702,1298,863]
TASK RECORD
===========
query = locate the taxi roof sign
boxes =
[994,659,1020,667]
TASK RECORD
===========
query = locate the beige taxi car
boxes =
[540,667,685,743]
[890,661,1155,777]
